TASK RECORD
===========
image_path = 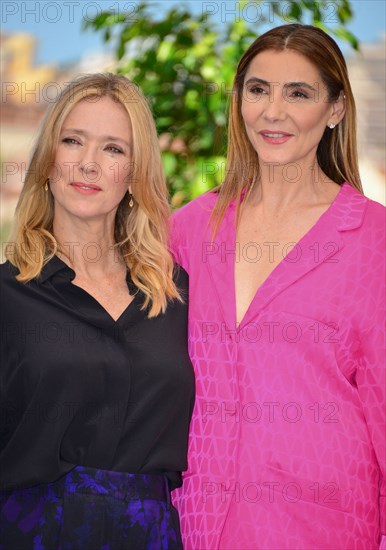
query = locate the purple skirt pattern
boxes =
[0,466,183,549]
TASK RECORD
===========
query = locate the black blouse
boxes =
[0,257,195,491]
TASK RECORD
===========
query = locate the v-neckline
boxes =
[50,263,141,328]
[70,280,137,324]
[230,183,347,330]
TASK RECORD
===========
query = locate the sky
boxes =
[1,0,385,67]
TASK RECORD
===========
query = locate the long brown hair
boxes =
[6,73,181,317]
[212,24,362,235]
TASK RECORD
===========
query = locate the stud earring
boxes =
[328,123,336,129]
[44,179,49,191]
[128,193,134,208]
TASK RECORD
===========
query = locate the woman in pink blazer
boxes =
[171,24,385,549]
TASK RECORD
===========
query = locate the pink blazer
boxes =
[170,183,386,549]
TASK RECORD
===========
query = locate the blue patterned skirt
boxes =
[0,466,183,549]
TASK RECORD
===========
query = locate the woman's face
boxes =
[49,96,133,225]
[241,49,344,169]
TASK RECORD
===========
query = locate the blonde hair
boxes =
[6,73,180,317]
[212,24,362,235]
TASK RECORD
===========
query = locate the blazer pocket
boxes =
[259,463,354,514]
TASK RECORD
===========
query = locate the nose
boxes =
[263,87,287,122]
[78,146,100,181]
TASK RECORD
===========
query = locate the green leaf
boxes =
[289,2,303,20]
[117,38,125,60]
[162,152,177,177]
[333,27,360,50]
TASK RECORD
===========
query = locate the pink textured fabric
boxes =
[170,183,386,549]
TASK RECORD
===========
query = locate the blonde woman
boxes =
[0,73,194,549]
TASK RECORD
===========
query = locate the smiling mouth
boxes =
[70,182,101,191]
[260,132,292,138]
[258,131,294,145]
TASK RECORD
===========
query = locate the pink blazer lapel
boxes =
[204,183,367,331]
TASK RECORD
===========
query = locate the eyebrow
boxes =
[244,77,318,92]
[61,128,132,148]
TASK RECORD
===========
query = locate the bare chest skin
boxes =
[234,200,333,325]
[72,268,133,322]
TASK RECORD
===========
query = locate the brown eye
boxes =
[292,90,308,99]
[249,86,266,95]
[62,138,80,145]
[106,146,123,154]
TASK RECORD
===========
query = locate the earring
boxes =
[128,193,134,208]
[328,123,336,129]
[44,179,49,191]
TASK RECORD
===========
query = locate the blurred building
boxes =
[1,32,56,230]
[0,32,115,235]
[347,35,386,204]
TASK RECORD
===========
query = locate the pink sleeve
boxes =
[169,209,190,274]
[357,254,386,545]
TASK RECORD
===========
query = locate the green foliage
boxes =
[84,0,358,206]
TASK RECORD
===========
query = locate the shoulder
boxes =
[169,263,189,308]
[358,191,385,244]
[363,195,386,224]
[0,261,19,283]
[361,197,386,263]
[170,192,218,257]
[173,263,188,289]
[343,182,385,215]
[344,188,386,282]
[172,191,218,227]
[169,192,219,270]
[0,262,23,322]
[339,183,385,235]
